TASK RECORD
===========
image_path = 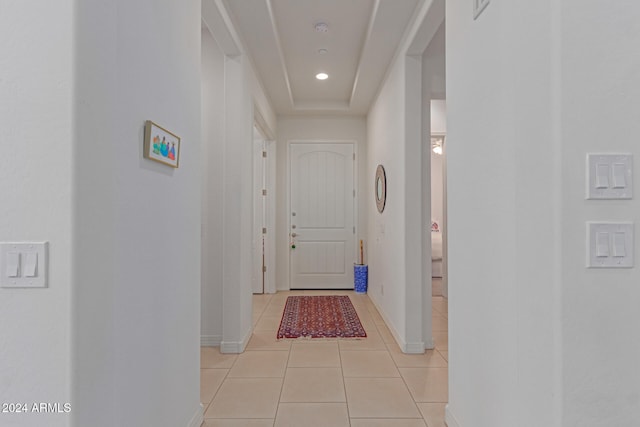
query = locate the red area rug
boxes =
[277,295,367,339]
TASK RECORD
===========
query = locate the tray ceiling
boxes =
[223,0,421,115]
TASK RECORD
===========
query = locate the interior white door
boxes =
[289,143,356,289]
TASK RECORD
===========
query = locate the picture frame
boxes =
[144,120,181,168]
[375,164,387,213]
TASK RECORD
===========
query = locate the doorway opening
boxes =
[430,100,447,299]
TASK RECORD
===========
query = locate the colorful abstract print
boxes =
[152,135,177,161]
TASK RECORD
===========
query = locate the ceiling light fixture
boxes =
[316,73,329,80]
[318,48,328,55]
[315,22,329,33]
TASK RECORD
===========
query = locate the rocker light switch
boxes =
[595,164,610,189]
[596,232,610,257]
[6,252,20,277]
[613,163,627,189]
[613,232,627,257]
[24,252,38,277]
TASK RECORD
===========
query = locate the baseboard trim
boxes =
[368,295,424,354]
[187,403,204,427]
[201,335,222,347]
[219,327,252,354]
[445,404,461,427]
[405,341,427,354]
[424,336,435,350]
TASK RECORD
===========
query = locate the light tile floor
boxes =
[201,290,448,427]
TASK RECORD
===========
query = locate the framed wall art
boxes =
[375,164,387,213]
[144,120,181,168]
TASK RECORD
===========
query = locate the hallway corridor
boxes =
[200,291,448,426]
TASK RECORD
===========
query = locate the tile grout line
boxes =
[273,294,293,427]
[337,329,353,427]
[201,366,232,418]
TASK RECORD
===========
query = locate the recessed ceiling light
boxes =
[315,22,329,33]
[316,73,329,80]
[318,48,328,55]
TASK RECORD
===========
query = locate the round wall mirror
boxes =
[375,164,386,213]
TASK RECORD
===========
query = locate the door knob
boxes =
[291,233,297,237]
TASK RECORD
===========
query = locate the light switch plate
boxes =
[0,242,49,288]
[587,153,633,199]
[587,223,634,268]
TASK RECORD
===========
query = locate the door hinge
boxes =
[353,226,356,234]
[353,153,356,161]
[262,227,267,234]
[262,266,267,273]
[262,189,267,196]
[262,151,267,158]
[353,189,356,198]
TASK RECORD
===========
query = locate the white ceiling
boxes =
[223,0,422,116]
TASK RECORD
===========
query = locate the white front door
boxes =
[289,143,356,289]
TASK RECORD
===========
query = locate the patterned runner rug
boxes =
[277,295,367,339]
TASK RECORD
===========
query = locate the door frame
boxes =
[285,140,359,290]
[252,133,263,294]
[252,126,277,294]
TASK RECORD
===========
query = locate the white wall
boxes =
[560,1,640,424]
[74,2,203,427]
[447,1,640,426]
[218,54,255,353]
[0,3,73,426]
[201,0,277,353]
[201,28,225,346]
[367,58,410,344]
[275,116,367,291]
[365,0,444,353]
[366,55,428,352]
[73,2,117,425]
[447,1,559,425]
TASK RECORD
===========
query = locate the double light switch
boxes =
[588,223,633,268]
[587,154,633,199]
[1,242,48,288]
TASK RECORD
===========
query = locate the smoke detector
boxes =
[315,22,329,33]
